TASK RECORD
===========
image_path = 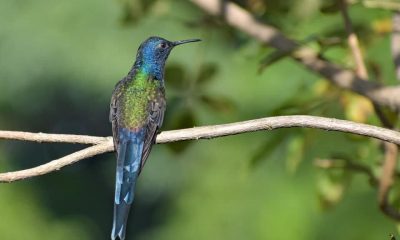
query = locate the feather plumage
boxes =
[109,36,199,240]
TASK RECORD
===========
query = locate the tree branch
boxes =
[1,115,400,183]
[0,141,114,182]
[0,131,109,145]
[190,0,400,111]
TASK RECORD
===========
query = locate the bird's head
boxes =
[134,36,200,77]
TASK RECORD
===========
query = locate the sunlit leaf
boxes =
[291,0,322,20]
[371,18,392,34]
[341,93,374,123]
[317,167,350,210]
[246,0,267,16]
[390,233,397,240]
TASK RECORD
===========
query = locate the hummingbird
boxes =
[109,36,201,240]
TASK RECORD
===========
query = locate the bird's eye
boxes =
[159,42,167,49]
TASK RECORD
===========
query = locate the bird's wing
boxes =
[111,75,165,240]
[110,78,126,151]
[140,87,166,172]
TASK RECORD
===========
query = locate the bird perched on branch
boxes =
[109,36,200,240]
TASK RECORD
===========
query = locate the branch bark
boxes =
[1,115,400,183]
[0,141,114,182]
[0,131,108,144]
[190,0,400,111]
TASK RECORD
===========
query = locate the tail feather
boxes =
[111,201,131,240]
[112,128,145,240]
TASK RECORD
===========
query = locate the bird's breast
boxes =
[117,79,163,128]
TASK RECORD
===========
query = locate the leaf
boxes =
[196,63,218,85]
[387,181,400,212]
[119,0,158,25]
[342,93,374,123]
[165,64,187,90]
[200,95,236,113]
[320,0,341,14]
[285,135,305,173]
[372,18,393,34]
[249,132,289,168]
[317,165,351,210]
[259,49,293,72]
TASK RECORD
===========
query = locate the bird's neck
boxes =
[131,57,165,80]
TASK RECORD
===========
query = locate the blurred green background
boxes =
[0,0,398,239]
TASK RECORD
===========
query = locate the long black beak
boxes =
[172,39,201,46]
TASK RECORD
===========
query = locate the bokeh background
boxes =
[0,0,398,239]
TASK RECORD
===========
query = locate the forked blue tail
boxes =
[111,128,144,240]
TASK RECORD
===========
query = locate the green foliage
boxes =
[0,0,399,239]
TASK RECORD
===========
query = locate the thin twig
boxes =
[0,131,109,145]
[190,0,400,111]
[315,158,377,185]
[378,142,400,220]
[363,0,400,11]
[339,0,369,79]
[0,141,114,182]
[2,115,400,182]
